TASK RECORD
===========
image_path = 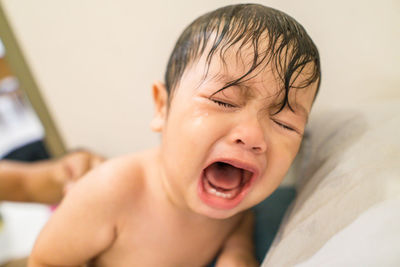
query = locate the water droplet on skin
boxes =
[191,110,209,128]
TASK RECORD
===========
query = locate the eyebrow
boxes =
[211,74,254,99]
[291,103,309,122]
[218,74,256,97]
[213,73,310,121]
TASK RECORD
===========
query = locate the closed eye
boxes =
[210,99,235,108]
[273,120,296,132]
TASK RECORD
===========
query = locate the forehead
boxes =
[179,43,318,115]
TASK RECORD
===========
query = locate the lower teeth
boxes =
[208,187,232,199]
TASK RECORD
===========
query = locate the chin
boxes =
[191,201,244,219]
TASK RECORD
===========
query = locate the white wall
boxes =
[1,0,399,157]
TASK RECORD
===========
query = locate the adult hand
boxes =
[52,149,105,194]
[0,149,105,203]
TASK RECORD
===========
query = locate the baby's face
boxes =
[155,46,317,219]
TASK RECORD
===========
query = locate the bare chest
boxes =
[93,207,236,267]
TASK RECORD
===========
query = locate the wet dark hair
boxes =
[165,4,321,113]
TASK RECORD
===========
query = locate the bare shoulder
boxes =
[98,153,145,183]
[80,150,150,199]
[29,151,154,264]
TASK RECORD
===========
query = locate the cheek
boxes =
[264,137,302,182]
[160,106,218,174]
[249,147,297,205]
[270,129,302,157]
[167,103,228,146]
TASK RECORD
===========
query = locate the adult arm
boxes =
[0,150,104,203]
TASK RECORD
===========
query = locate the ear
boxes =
[150,81,168,132]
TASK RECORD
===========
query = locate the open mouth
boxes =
[198,160,256,210]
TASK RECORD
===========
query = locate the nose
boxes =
[230,118,267,153]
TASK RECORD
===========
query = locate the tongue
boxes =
[205,162,243,190]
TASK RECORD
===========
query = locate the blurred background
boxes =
[0,0,399,264]
[0,0,399,158]
[0,39,46,160]
[0,37,50,265]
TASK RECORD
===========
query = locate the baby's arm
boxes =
[28,165,118,267]
[215,210,259,267]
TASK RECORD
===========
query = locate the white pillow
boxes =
[295,197,400,267]
[262,100,400,267]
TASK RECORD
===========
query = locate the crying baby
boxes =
[29,3,320,267]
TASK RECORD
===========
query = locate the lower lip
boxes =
[197,171,254,210]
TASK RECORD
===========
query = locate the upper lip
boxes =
[203,157,260,182]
